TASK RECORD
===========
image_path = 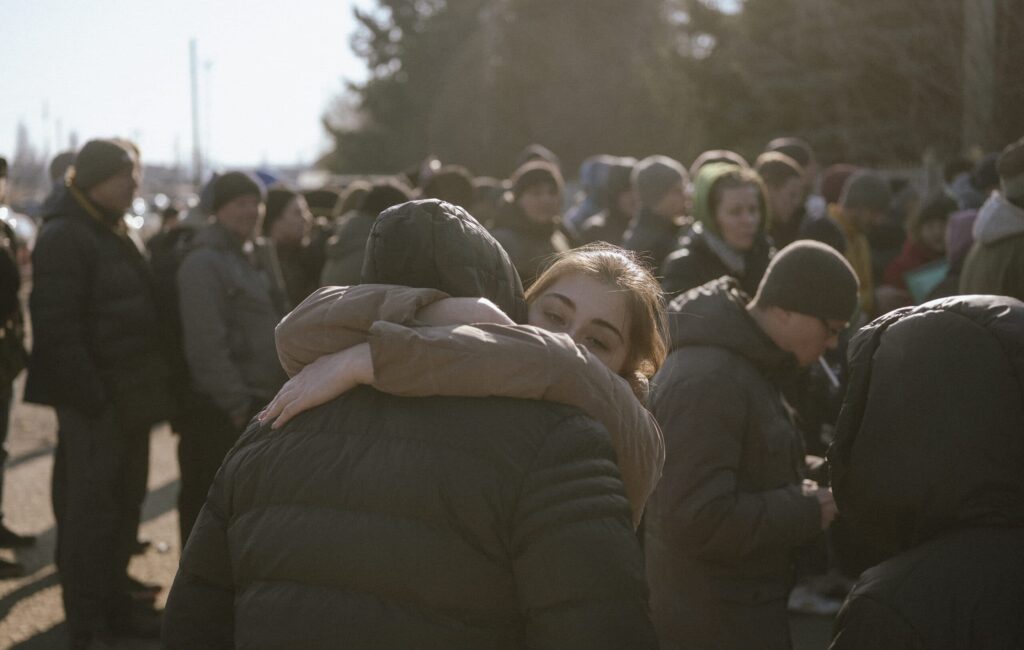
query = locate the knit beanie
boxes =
[70,139,138,191]
[632,155,687,208]
[997,136,1024,203]
[840,171,892,214]
[971,153,1000,192]
[689,149,748,180]
[754,240,859,322]
[765,137,814,170]
[211,171,265,212]
[510,161,563,200]
[755,152,803,188]
[821,164,858,205]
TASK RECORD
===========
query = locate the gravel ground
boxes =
[0,374,835,649]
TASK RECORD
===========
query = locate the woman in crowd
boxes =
[578,159,637,246]
[263,242,668,525]
[490,160,570,287]
[876,194,957,310]
[661,163,774,299]
[263,187,317,308]
[756,152,806,248]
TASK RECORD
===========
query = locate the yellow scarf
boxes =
[828,204,874,317]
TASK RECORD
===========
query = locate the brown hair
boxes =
[526,244,668,400]
[704,166,769,234]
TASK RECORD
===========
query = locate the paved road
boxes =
[0,377,176,649]
[0,377,835,649]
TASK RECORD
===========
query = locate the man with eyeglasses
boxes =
[644,240,859,650]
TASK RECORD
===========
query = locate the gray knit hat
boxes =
[839,171,892,213]
[754,240,860,322]
[632,155,687,208]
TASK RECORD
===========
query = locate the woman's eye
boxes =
[544,311,566,326]
[585,336,609,352]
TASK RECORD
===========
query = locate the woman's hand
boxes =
[260,343,374,429]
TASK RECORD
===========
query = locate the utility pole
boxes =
[190,38,203,188]
[962,0,996,152]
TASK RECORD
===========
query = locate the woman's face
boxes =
[517,183,561,224]
[714,184,761,252]
[528,272,630,374]
[768,176,804,224]
[271,196,313,245]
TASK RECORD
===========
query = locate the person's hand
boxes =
[804,455,827,483]
[801,480,838,529]
[260,343,374,429]
[814,486,838,530]
[416,297,514,327]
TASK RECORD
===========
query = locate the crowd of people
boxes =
[0,130,1022,649]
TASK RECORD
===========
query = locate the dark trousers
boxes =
[0,385,12,522]
[176,404,239,547]
[51,406,150,637]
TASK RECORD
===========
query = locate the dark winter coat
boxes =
[622,207,680,271]
[490,203,569,287]
[828,296,1024,649]
[798,213,847,254]
[645,278,821,650]
[163,200,656,649]
[578,207,630,246]
[25,189,172,429]
[959,193,1024,300]
[319,209,374,287]
[176,222,288,422]
[660,222,774,298]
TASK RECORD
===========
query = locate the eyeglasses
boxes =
[819,318,845,339]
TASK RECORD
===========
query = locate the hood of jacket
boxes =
[972,193,1024,246]
[829,295,1024,570]
[692,162,769,238]
[666,276,798,384]
[362,199,528,324]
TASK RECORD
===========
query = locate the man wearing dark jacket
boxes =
[960,136,1024,301]
[828,296,1024,649]
[645,241,859,650]
[163,200,657,649]
[175,171,288,545]
[26,139,172,648]
[622,155,688,270]
[0,157,35,579]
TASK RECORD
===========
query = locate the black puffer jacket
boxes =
[828,296,1024,649]
[25,189,171,428]
[644,278,821,649]
[622,207,680,271]
[660,222,774,299]
[489,203,569,288]
[163,200,656,649]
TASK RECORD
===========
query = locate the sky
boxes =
[0,0,372,168]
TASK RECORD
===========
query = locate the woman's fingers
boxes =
[260,347,369,430]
